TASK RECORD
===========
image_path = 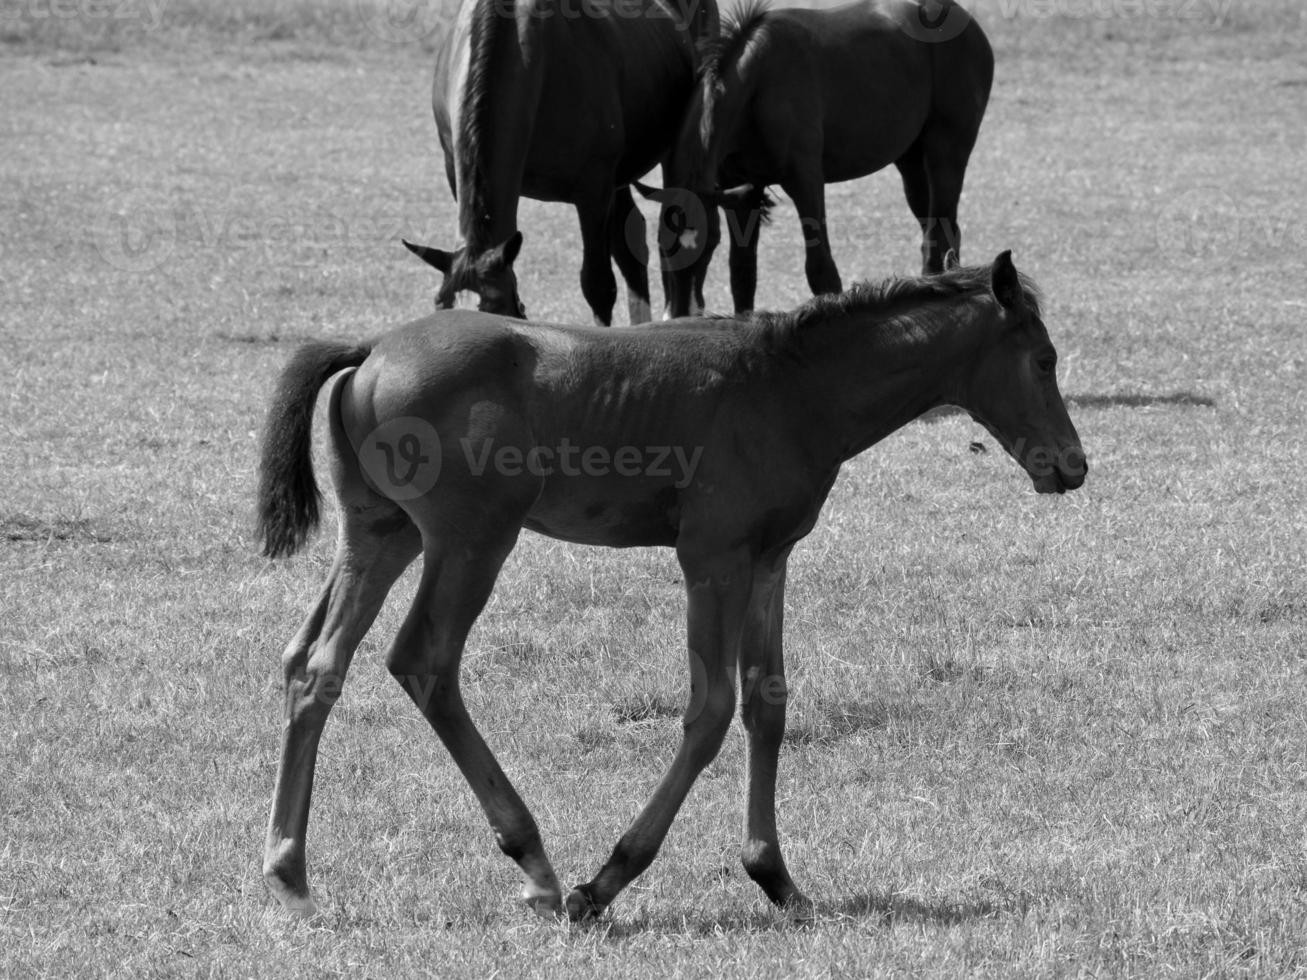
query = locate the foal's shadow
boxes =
[584,890,1006,939]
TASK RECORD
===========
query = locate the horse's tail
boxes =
[257,340,372,559]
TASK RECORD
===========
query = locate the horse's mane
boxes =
[752,265,1044,341]
[699,0,771,89]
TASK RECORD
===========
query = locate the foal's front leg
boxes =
[565,547,753,920]
[738,558,812,915]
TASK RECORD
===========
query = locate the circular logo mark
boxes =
[892,0,974,43]
[646,186,713,274]
[354,0,449,44]
[358,416,443,500]
[94,189,178,274]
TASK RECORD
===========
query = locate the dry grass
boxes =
[2,0,1306,975]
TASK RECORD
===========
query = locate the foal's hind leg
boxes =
[263,393,422,915]
[738,558,812,917]
[609,185,653,324]
[386,519,564,916]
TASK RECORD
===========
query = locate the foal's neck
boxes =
[798,297,990,466]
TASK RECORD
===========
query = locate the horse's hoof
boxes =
[522,885,564,919]
[564,886,605,923]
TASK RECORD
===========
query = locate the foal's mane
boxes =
[753,265,1044,342]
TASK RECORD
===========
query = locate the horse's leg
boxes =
[894,139,938,273]
[781,170,842,297]
[385,519,564,916]
[576,182,620,326]
[565,545,752,920]
[263,400,422,916]
[609,185,652,325]
[724,186,768,313]
[738,557,811,916]
[919,126,976,274]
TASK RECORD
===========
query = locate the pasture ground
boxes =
[2,0,1305,975]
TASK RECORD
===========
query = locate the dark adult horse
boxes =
[654,0,993,317]
[402,0,720,325]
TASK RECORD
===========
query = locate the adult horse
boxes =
[402,0,720,325]
[653,0,994,317]
[258,252,1085,921]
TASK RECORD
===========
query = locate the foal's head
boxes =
[962,252,1087,494]
[402,231,526,318]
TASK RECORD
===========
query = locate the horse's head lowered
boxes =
[962,251,1087,494]
[402,231,526,318]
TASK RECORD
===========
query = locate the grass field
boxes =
[3,0,1306,975]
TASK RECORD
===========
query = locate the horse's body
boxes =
[659,0,993,316]
[405,0,720,325]
[258,254,1085,920]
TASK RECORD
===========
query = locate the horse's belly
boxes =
[525,482,681,548]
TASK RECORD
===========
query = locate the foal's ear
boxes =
[943,248,960,271]
[990,250,1023,311]
[403,239,455,274]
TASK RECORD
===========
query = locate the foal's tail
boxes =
[257,340,372,559]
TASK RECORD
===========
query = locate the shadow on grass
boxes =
[2,513,113,544]
[214,330,311,346]
[1066,391,1216,409]
[586,889,1010,939]
[919,390,1215,424]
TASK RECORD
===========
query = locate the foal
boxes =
[258,252,1085,920]
[656,0,993,316]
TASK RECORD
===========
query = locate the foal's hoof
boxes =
[564,885,605,923]
[265,878,319,919]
